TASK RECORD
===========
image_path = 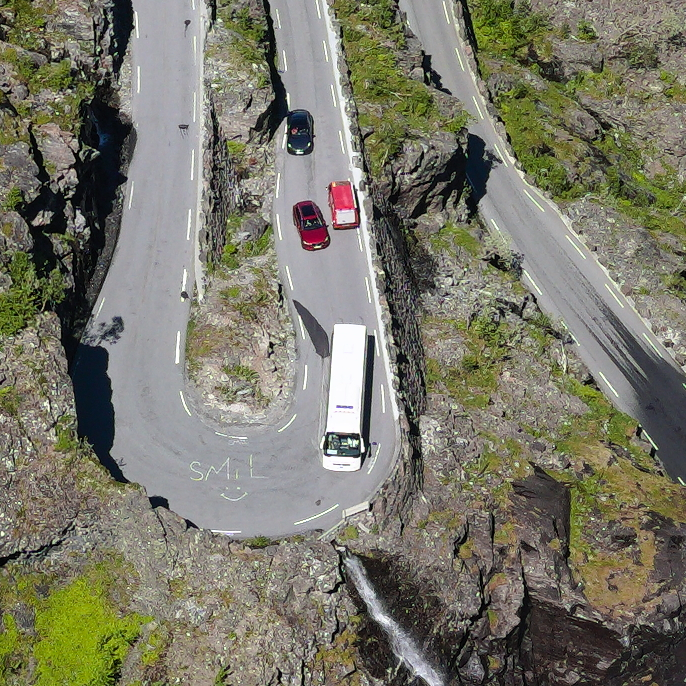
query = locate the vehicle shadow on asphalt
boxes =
[293,300,330,358]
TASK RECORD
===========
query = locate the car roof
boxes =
[296,201,318,215]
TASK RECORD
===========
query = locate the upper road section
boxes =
[72,0,399,537]
[400,0,686,481]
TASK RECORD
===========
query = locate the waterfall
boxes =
[343,554,445,686]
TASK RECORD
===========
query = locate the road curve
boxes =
[401,0,686,481]
[72,0,399,537]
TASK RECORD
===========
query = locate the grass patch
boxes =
[0,558,151,685]
[0,251,66,337]
[430,221,481,256]
[425,312,512,408]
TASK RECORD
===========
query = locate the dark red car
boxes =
[292,201,330,251]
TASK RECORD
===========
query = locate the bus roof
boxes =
[325,324,367,435]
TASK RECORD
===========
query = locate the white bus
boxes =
[321,324,368,471]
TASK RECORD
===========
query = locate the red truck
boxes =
[327,180,360,230]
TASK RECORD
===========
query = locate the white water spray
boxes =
[343,554,445,686]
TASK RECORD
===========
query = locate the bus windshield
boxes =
[324,433,361,457]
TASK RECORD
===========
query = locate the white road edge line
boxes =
[286,92,290,109]
[367,443,380,475]
[294,502,339,526]
[643,332,662,357]
[315,0,322,20]
[127,181,134,209]
[193,91,197,123]
[323,40,329,62]
[134,10,139,38]
[190,148,195,181]
[566,234,587,259]
[281,132,286,149]
[179,390,191,416]
[175,331,181,365]
[285,265,294,291]
[302,364,308,390]
[442,0,450,23]
[357,228,363,252]
[604,282,625,308]
[275,8,281,29]
[191,0,195,9]
[454,47,465,71]
[490,217,503,237]
[193,35,197,59]
[137,65,141,93]
[187,208,192,240]
[679,477,685,486]
[276,214,282,240]
[364,276,372,303]
[598,371,619,398]
[472,95,483,120]
[374,331,380,357]
[338,130,346,155]
[282,49,287,71]
[380,383,386,413]
[522,269,543,296]
[95,298,105,318]
[278,413,297,433]
[524,188,545,212]
[642,429,659,451]
[182,268,188,291]
[298,315,306,339]
[330,84,337,108]
[493,143,508,167]
[275,172,281,198]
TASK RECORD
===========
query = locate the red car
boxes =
[292,201,330,251]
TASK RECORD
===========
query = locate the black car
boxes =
[286,109,314,155]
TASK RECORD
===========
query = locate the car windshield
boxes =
[289,114,310,135]
[302,217,322,229]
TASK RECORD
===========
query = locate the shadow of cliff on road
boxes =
[72,320,126,483]
[466,132,500,206]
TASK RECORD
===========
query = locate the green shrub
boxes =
[575,20,597,42]
[33,577,149,686]
[0,614,19,674]
[2,187,24,211]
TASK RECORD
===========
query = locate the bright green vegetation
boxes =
[0,252,66,337]
[243,535,273,548]
[425,312,511,409]
[469,0,686,239]
[0,386,22,416]
[2,187,24,211]
[0,561,151,685]
[219,362,267,405]
[332,0,470,175]
[430,221,481,256]
[220,219,272,270]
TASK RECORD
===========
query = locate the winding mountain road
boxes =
[72,0,399,537]
[401,0,686,481]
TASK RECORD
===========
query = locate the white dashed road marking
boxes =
[490,217,503,237]
[338,130,346,155]
[315,0,322,20]
[179,390,191,416]
[367,443,380,475]
[128,181,134,209]
[285,265,294,291]
[524,188,545,212]
[364,276,372,303]
[604,282,624,307]
[294,502,339,526]
[566,234,587,259]
[454,47,464,70]
[323,40,329,62]
[275,172,281,198]
[276,214,282,240]
[282,49,288,71]
[598,371,619,398]
[523,269,543,296]
[374,331,380,357]
[494,143,508,167]
[187,208,192,240]
[380,383,386,413]
[298,315,306,339]
[472,95,483,119]
[95,298,105,318]
[193,91,197,122]
[643,332,662,357]
[175,331,181,365]
[190,149,195,181]
[303,364,308,391]
[278,414,297,433]
[357,228,363,252]
[134,11,139,38]
[330,84,337,107]
[275,8,281,29]
[442,0,451,23]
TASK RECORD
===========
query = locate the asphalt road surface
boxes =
[72,0,399,537]
[401,0,686,482]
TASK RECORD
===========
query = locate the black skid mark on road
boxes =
[293,300,330,358]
